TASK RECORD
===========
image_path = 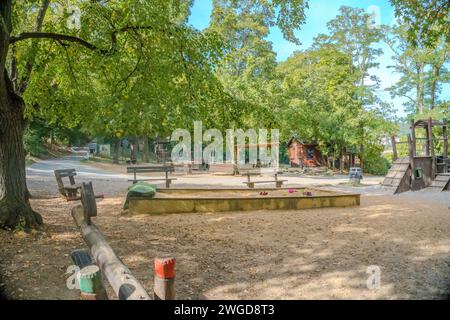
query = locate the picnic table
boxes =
[243,170,287,188]
[126,165,176,188]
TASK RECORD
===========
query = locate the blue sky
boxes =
[188,0,450,118]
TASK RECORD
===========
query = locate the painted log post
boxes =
[72,205,151,300]
[77,265,108,300]
[154,257,176,300]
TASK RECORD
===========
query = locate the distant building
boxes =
[287,138,324,167]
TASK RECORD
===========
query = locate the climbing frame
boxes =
[382,157,411,194]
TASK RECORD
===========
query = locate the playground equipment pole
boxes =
[428,118,436,176]
[443,120,448,173]
[410,119,417,157]
[77,265,108,300]
[154,257,176,300]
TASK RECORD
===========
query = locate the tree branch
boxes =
[10,32,109,54]
[16,0,50,95]
[10,23,182,55]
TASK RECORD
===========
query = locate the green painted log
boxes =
[77,265,108,300]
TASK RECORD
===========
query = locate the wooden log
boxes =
[71,205,151,300]
[77,265,108,300]
[154,257,176,300]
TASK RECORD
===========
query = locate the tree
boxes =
[1,0,310,229]
[390,0,450,47]
[385,25,449,115]
[276,47,360,167]
[0,0,224,229]
[312,6,386,171]
[208,0,309,130]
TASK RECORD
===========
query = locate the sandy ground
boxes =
[1,157,450,300]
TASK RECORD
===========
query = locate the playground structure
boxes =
[383,118,450,194]
[59,176,176,300]
[127,187,360,215]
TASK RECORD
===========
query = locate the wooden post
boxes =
[154,257,176,300]
[443,120,448,173]
[72,206,151,300]
[407,134,415,183]
[428,117,435,176]
[391,135,398,162]
[425,127,430,156]
[165,168,169,188]
[77,265,108,300]
[410,119,417,157]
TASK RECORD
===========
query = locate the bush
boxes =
[364,149,391,176]
[24,128,45,157]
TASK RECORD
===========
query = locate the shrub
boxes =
[24,128,45,157]
[364,148,391,176]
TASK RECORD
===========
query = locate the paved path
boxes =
[26,155,131,197]
[26,155,388,198]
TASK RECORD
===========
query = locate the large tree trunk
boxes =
[0,0,42,229]
[0,78,43,229]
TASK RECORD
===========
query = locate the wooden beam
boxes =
[428,117,435,177]
[71,206,151,300]
[410,119,417,157]
[407,134,414,182]
[443,119,448,173]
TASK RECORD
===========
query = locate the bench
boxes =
[243,170,287,188]
[54,169,82,198]
[126,165,176,188]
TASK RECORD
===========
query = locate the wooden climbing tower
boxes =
[383,118,448,194]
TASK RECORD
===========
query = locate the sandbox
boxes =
[128,188,360,215]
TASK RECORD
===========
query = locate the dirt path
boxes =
[1,157,449,300]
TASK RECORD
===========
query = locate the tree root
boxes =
[0,198,43,231]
